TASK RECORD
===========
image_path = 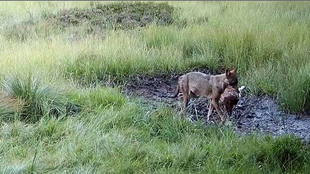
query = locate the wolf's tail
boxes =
[170,76,182,98]
[170,84,180,98]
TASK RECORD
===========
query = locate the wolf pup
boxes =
[172,69,238,122]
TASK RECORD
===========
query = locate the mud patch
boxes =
[234,95,310,142]
[125,71,310,142]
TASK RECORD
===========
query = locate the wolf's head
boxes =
[225,68,238,92]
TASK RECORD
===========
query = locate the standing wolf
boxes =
[172,69,238,122]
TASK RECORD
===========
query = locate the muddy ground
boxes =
[124,70,310,142]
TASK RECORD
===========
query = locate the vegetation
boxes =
[1,74,76,122]
[0,1,310,173]
[1,103,310,173]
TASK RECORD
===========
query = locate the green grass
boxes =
[1,104,309,173]
[68,86,127,112]
[1,1,310,111]
[1,74,71,122]
[1,1,310,173]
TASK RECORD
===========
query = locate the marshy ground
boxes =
[125,70,310,142]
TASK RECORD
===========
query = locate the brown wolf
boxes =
[219,85,239,117]
[172,69,238,122]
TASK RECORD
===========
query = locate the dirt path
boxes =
[125,71,310,142]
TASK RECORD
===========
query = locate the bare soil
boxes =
[125,70,310,142]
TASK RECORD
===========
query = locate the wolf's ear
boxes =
[226,69,231,76]
[232,68,237,73]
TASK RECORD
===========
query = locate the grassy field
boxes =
[1,1,310,173]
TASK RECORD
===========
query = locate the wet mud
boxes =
[125,71,310,142]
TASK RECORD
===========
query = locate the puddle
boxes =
[124,71,310,142]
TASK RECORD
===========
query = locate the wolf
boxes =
[172,69,238,122]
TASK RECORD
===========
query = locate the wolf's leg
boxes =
[206,99,213,121]
[212,100,226,121]
[183,94,189,110]
[212,98,226,122]
[181,86,189,112]
[179,75,190,113]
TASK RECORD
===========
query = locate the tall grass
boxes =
[1,1,309,111]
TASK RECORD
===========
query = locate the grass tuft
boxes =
[1,74,73,122]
